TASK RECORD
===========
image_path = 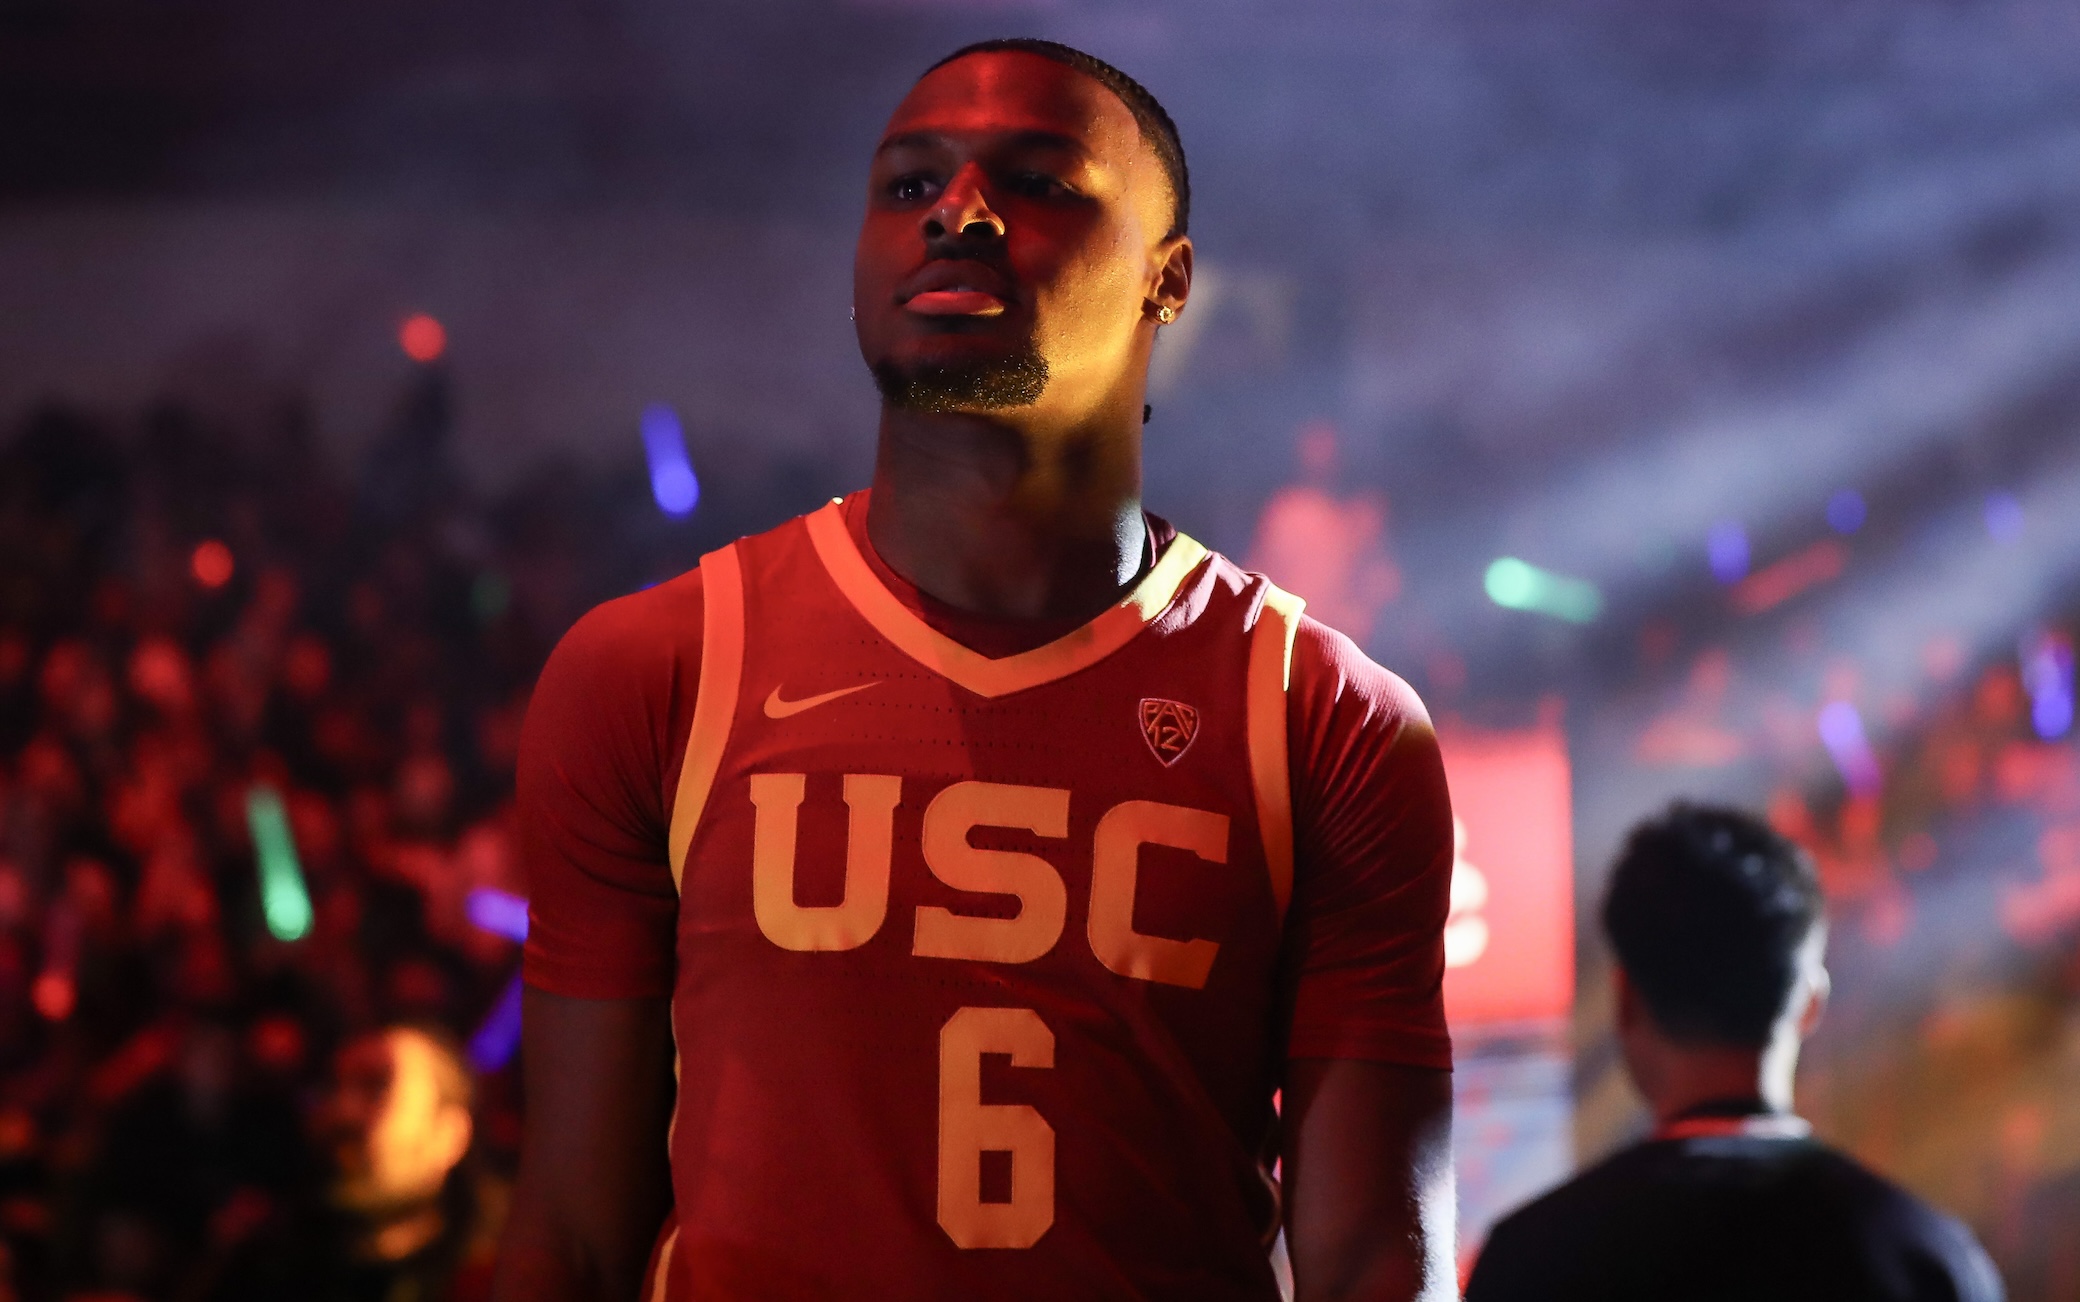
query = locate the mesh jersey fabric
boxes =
[520,492,1453,1299]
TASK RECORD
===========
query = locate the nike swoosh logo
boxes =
[763,682,879,720]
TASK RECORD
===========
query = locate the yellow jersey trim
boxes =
[804,500,1211,700]
[669,543,745,888]
[1246,583,1304,921]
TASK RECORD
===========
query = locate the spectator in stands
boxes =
[207,1024,497,1302]
[1466,802,2004,1302]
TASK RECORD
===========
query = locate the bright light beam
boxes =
[466,887,530,943]
[642,403,699,517]
[467,973,525,1073]
[1484,557,1603,624]
[246,786,313,942]
[1817,701,1882,798]
[2022,631,2075,740]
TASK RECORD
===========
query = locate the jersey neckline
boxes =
[803,498,1211,699]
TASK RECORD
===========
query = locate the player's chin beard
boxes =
[871,347,1049,414]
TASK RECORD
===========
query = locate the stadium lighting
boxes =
[1826,488,1867,534]
[246,786,313,942]
[466,887,530,942]
[1707,521,1750,583]
[191,540,235,589]
[1985,492,2024,544]
[642,403,700,517]
[2022,631,2075,740]
[399,313,447,363]
[468,973,525,1072]
[1484,557,1603,624]
[1817,701,1882,798]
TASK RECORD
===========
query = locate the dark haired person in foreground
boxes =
[1466,803,2002,1302]
[494,36,1456,1302]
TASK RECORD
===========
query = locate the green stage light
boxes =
[247,785,313,942]
[1484,557,1603,625]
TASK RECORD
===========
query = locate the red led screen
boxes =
[1438,727,1576,1026]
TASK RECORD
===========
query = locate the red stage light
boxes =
[191,540,235,589]
[31,972,74,1021]
[400,313,447,363]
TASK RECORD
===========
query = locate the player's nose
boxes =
[922,163,1005,243]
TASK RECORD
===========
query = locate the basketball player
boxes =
[1466,804,2002,1302]
[493,39,1456,1302]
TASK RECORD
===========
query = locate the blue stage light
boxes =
[467,973,525,1072]
[642,403,699,517]
[1707,521,1749,584]
[1825,489,1866,535]
[466,887,530,942]
[1985,492,2024,544]
[1817,701,1882,797]
[2022,633,2075,740]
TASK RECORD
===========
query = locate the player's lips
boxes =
[897,263,1015,317]
[903,289,1007,316]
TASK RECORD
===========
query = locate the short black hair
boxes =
[1603,802,1824,1048]
[925,38,1191,238]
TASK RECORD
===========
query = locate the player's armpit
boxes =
[1282,1058,1456,1302]
[493,988,676,1302]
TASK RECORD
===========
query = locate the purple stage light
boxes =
[1984,492,2024,544]
[466,887,530,942]
[1707,521,1749,584]
[1825,489,1866,535]
[2022,632,2075,741]
[642,403,699,517]
[467,972,525,1073]
[1817,701,1882,798]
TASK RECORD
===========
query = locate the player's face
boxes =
[855,52,1186,416]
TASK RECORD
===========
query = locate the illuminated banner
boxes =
[1437,727,1575,1027]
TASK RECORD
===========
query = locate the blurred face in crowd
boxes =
[319,1028,472,1216]
[853,51,1190,422]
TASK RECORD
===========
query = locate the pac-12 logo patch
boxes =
[1138,698,1200,766]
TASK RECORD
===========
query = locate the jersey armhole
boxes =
[668,543,746,890]
[1246,582,1305,922]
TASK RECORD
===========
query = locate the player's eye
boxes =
[888,174,937,203]
[1005,171,1068,199]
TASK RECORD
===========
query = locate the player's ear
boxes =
[1149,235,1192,322]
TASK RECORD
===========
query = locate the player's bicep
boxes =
[1285,625,1455,1067]
[518,599,686,999]
[495,988,675,1302]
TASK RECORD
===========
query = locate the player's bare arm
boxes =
[1285,1059,1456,1302]
[492,990,674,1302]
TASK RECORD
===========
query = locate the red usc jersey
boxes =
[520,493,1453,1301]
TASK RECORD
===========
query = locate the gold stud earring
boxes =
[1155,305,1175,325]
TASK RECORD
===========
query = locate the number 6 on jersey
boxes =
[938,1007,1055,1248]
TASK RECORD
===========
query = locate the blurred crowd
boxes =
[0,370,678,1302]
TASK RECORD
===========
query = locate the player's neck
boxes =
[868,404,1147,624]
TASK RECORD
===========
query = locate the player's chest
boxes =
[679,656,1277,991]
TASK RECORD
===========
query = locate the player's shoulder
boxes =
[1199,547,1429,729]
[531,565,708,735]
[549,565,705,675]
